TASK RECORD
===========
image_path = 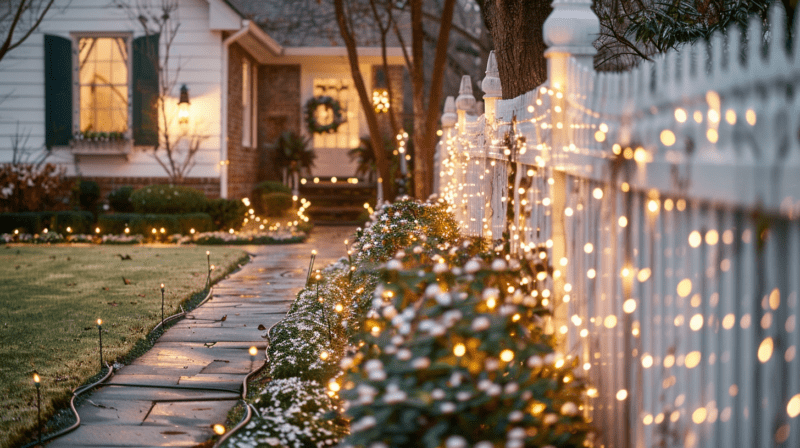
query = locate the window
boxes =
[312,78,359,150]
[44,33,156,147]
[77,36,130,134]
[242,59,256,147]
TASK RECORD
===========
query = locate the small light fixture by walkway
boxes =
[206,251,211,289]
[178,84,190,131]
[33,372,41,444]
[160,283,166,327]
[97,319,103,370]
[305,250,317,286]
[249,346,257,366]
[213,424,226,435]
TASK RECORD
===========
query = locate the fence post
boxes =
[436,96,457,198]
[455,76,476,231]
[482,52,502,241]
[542,0,599,345]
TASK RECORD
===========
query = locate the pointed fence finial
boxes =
[481,51,502,99]
[441,96,457,128]
[456,75,475,112]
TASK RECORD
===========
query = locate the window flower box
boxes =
[70,132,132,158]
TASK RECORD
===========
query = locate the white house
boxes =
[0,0,406,200]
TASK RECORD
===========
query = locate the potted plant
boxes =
[273,131,315,190]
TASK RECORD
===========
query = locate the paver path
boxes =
[48,226,356,447]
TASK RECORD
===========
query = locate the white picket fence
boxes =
[437,1,800,446]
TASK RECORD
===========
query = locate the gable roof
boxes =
[226,0,406,48]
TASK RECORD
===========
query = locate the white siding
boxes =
[0,0,225,179]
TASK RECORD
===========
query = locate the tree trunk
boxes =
[480,0,551,99]
[334,0,395,200]
[411,0,456,199]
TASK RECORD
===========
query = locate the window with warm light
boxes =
[77,36,129,134]
[312,77,359,150]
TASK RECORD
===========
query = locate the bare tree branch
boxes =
[0,0,57,62]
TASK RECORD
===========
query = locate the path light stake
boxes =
[305,250,317,286]
[206,251,211,289]
[33,372,41,444]
[160,283,165,327]
[314,271,335,345]
[97,319,103,370]
[345,240,354,282]
[249,346,257,368]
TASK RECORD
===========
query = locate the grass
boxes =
[0,244,249,448]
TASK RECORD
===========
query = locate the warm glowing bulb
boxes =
[249,346,258,357]
[320,351,329,360]
[500,349,514,362]
[623,299,637,313]
[454,343,466,357]
[328,381,340,392]
[660,130,676,146]
[97,319,102,326]
[33,373,40,383]
[213,424,226,435]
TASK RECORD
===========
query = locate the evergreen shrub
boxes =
[107,186,135,212]
[206,198,246,231]
[261,192,293,217]
[231,378,347,448]
[129,185,209,214]
[252,181,291,215]
[0,211,93,234]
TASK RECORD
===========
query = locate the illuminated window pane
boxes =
[78,37,129,133]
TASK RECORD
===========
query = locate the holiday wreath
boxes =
[305,95,346,134]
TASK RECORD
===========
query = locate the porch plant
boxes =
[273,131,316,181]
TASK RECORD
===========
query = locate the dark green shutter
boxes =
[133,34,159,146]
[44,34,72,148]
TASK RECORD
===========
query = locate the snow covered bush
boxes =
[350,199,460,266]
[225,378,346,448]
[337,251,594,447]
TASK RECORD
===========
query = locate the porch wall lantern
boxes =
[372,70,389,114]
[178,84,191,129]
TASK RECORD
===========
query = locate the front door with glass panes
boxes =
[310,77,360,178]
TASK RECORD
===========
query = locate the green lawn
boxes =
[0,244,248,448]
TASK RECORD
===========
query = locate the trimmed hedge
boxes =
[262,192,293,217]
[206,198,246,231]
[107,186,135,212]
[130,185,209,214]
[97,213,214,235]
[0,211,94,234]
[252,181,291,215]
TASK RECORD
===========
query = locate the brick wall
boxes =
[227,43,259,199]
[80,176,220,202]
[257,64,301,182]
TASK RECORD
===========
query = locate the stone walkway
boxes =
[48,226,356,447]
